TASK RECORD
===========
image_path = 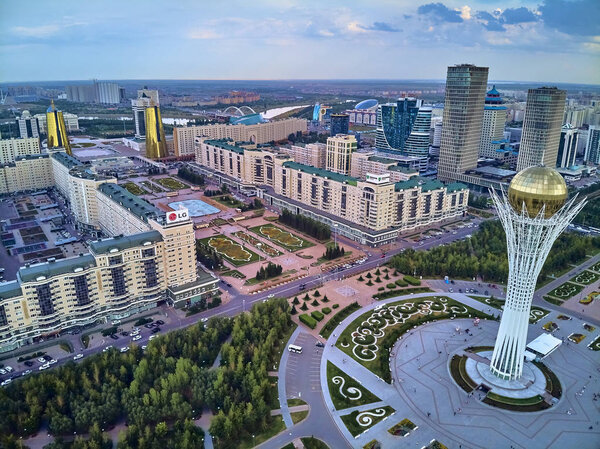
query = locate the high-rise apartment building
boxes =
[556,124,579,168]
[330,113,350,136]
[479,86,507,159]
[66,81,123,104]
[326,134,357,175]
[404,107,432,159]
[584,126,600,165]
[376,98,421,153]
[34,112,79,133]
[438,64,489,182]
[145,104,167,159]
[16,111,41,138]
[132,88,160,138]
[46,100,72,155]
[0,137,40,164]
[278,143,326,168]
[516,87,566,172]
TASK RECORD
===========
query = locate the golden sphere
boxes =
[508,166,567,218]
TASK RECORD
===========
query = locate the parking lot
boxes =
[285,331,322,399]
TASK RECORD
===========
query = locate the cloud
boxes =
[417,3,463,24]
[360,22,401,32]
[501,7,537,24]
[539,0,600,36]
[12,25,61,38]
[188,29,221,39]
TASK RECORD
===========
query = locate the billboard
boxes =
[166,207,189,224]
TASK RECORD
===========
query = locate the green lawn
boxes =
[154,176,189,190]
[327,361,381,410]
[300,437,330,449]
[250,224,314,252]
[121,182,148,196]
[548,282,585,300]
[291,410,308,424]
[231,415,285,449]
[287,398,307,407]
[340,405,395,437]
[588,335,600,351]
[198,235,259,267]
[569,270,599,285]
[468,295,549,323]
[141,180,164,193]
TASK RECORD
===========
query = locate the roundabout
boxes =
[320,292,600,449]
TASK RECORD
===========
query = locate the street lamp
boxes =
[334,224,338,247]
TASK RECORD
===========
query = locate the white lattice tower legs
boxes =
[488,188,586,380]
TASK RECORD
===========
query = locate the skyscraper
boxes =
[330,113,349,137]
[479,86,507,159]
[404,107,432,159]
[584,126,600,165]
[16,110,41,139]
[326,134,357,175]
[489,167,585,380]
[516,87,566,172]
[376,98,421,153]
[46,100,72,155]
[556,124,579,168]
[132,88,160,138]
[438,64,489,182]
[145,103,167,159]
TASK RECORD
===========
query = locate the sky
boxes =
[1,0,599,84]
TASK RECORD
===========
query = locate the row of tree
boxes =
[575,197,600,228]
[279,209,331,241]
[177,167,205,186]
[389,220,600,284]
[255,262,283,280]
[203,185,229,197]
[195,241,224,270]
[323,244,345,260]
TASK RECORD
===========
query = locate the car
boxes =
[109,334,119,340]
[458,289,463,293]
[130,330,140,337]
[120,347,130,353]
[141,345,147,350]
[201,317,208,323]
[43,355,52,361]
[149,335,157,341]
[144,323,154,329]
[1,379,12,386]
[226,283,232,287]
[102,346,113,352]
[0,369,6,375]
[37,357,46,363]
[111,319,121,325]
[121,331,129,337]
[73,354,84,361]
[484,290,489,295]
[4,366,13,373]
[155,320,164,325]
[22,370,32,376]
[267,293,274,298]
[39,363,50,371]
[24,361,34,367]
[132,335,142,342]
[48,359,57,365]
[151,327,160,334]
[315,342,325,348]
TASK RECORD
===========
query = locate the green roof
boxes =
[98,183,161,222]
[204,139,251,154]
[51,151,82,169]
[89,231,162,255]
[394,178,421,191]
[368,156,397,165]
[282,161,358,184]
[421,180,445,192]
[19,255,97,283]
[0,281,23,301]
[446,182,468,193]
[388,165,418,174]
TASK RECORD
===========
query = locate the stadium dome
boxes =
[355,99,378,110]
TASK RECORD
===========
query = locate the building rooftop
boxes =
[89,230,162,255]
[15,154,50,162]
[168,268,217,293]
[282,161,358,185]
[368,156,398,165]
[0,281,23,301]
[52,151,82,169]
[98,183,161,222]
[388,165,418,174]
[394,178,421,191]
[474,166,516,178]
[421,180,445,192]
[446,182,468,193]
[19,254,97,283]
[203,139,250,154]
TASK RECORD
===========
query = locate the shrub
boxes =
[378,287,385,291]
[313,290,321,297]
[319,302,361,339]
[366,272,373,279]
[384,274,390,280]
[101,326,118,337]
[291,305,298,315]
[358,276,364,282]
[375,276,382,283]
[375,268,381,276]
[395,279,408,287]
[404,275,421,286]
[300,302,309,311]
[299,314,317,329]
[303,294,310,301]
[322,307,332,315]
[135,317,153,326]
[384,268,389,273]
[387,283,397,289]
[393,270,399,276]
[311,311,324,321]
[366,280,373,286]
[311,299,320,307]
[332,304,340,309]
[322,295,329,303]
[292,297,300,305]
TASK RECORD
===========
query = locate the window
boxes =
[36,283,54,316]
[144,259,158,288]
[0,305,7,326]
[109,255,122,265]
[73,275,91,306]
[142,248,155,258]
[110,267,127,296]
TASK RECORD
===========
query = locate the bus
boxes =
[166,191,178,197]
[288,344,303,354]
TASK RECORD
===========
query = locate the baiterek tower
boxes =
[489,166,586,380]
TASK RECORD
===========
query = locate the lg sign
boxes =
[166,208,189,224]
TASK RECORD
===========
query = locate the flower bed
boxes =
[233,231,282,257]
[548,282,584,300]
[121,182,148,196]
[568,333,586,344]
[588,335,600,351]
[388,418,417,437]
[198,235,259,267]
[327,362,381,410]
[154,176,189,190]
[340,405,395,437]
[250,224,314,251]
[569,270,599,285]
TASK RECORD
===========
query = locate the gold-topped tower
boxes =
[508,166,567,218]
[46,100,72,155]
[145,101,167,159]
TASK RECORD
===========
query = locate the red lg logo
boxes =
[168,213,177,221]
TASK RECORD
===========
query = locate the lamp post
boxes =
[334,224,338,247]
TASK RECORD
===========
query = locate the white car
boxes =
[37,357,47,363]
[48,359,57,365]
[132,335,142,342]
[111,319,121,325]
[141,345,147,350]
[0,369,6,375]
[149,335,157,341]
[120,346,130,353]
[130,330,140,337]
[1,379,12,386]
[201,317,208,323]
[22,370,32,376]
[73,354,84,361]
[102,346,113,352]
[4,366,13,373]
[39,363,50,371]
[267,294,274,298]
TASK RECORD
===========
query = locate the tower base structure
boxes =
[488,188,585,380]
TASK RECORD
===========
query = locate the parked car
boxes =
[22,370,32,376]
[315,342,325,348]
[24,361,34,367]
[1,379,12,386]
[4,366,13,373]
[102,346,113,352]
[144,324,154,329]
[132,335,142,342]
[39,363,50,371]
[109,334,119,340]
[155,320,164,325]
[0,369,6,375]
[48,359,57,365]
[121,331,129,337]
[73,354,84,361]
[37,357,47,363]
[151,327,160,334]
[149,335,157,341]
[43,355,52,361]
[120,347,130,353]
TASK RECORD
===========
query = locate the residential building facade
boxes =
[0,137,41,164]
[479,86,507,159]
[278,143,326,168]
[326,134,357,175]
[584,126,600,165]
[16,111,41,139]
[556,124,579,168]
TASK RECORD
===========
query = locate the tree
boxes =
[313,290,321,297]
[290,305,298,315]
[292,297,299,305]
[311,299,319,307]
[322,295,329,303]
[300,302,308,311]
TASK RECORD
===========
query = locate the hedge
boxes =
[403,275,421,286]
[332,304,340,309]
[322,307,332,315]
[299,314,318,329]
[372,287,433,300]
[395,279,408,287]
[386,283,396,289]
[311,311,325,321]
[320,302,361,339]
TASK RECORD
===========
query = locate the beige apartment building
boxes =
[350,152,418,182]
[34,112,79,133]
[0,137,41,164]
[326,134,357,175]
[173,118,307,156]
[0,224,219,352]
[0,154,54,194]
[278,143,326,168]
